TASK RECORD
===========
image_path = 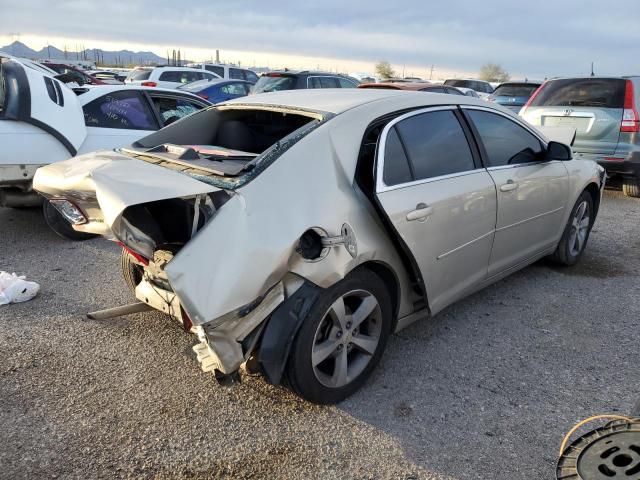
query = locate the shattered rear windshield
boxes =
[123,106,327,190]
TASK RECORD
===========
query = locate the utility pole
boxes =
[430,64,435,80]
[590,62,595,77]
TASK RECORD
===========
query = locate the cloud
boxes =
[1,0,637,78]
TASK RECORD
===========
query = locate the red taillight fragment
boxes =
[197,93,209,100]
[141,81,157,87]
[520,81,545,116]
[117,242,149,266]
[180,306,193,332]
[621,80,640,133]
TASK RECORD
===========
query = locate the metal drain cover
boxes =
[557,421,640,479]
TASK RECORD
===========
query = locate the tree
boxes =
[479,63,510,83]
[375,61,395,80]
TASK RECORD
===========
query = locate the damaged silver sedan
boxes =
[34,89,605,403]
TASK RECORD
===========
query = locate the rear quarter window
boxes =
[127,69,151,81]
[531,79,626,108]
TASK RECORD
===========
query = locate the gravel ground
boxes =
[0,188,639,479]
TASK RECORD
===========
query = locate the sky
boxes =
[0,0,638,80]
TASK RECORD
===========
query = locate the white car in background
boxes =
[125,66,220,89]
[443,79,495,99]
[186,63,259,83]
[0,58,211,238]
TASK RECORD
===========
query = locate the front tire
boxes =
[42,200,96,241]
[285,269,392,404]
[622,177,640,198]
[550,191,593,266]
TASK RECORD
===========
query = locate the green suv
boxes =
[521,77,640,197]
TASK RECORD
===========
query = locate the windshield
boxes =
[530,78,626,108]
[127,68,152,81]
[493,84,539,97]
[253,75,296,93]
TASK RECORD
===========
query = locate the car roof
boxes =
[262,70,347,77]
[180,78,251,90]
[358,82,438,91]
[495,81,542,87]
[225,88,489,115]
[73,84,208,104]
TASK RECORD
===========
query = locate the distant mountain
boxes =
[0,40,166,66]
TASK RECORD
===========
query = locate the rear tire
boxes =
[550,191,593,266]
[622,177,640,198]
[42,200,96,241]
[285,269,392,404]
[120,248,144,294]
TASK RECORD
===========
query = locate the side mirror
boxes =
[546,141,573,161]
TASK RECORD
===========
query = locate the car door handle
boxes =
[499,180,519,192]
[406,203,434,222]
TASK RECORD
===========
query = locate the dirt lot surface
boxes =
[1,188,638,479]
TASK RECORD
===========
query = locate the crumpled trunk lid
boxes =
[33,150,219,240]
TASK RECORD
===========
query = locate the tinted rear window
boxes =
[444,79,492,93]
[127,69,151,81]
[253,75,296,93]
[493,84,540,97]
[530,79,626,108]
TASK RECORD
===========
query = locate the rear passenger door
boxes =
[375,107,498,314]
[80,90,159,153]
[463,107,569,275]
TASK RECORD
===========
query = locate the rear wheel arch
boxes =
[353,261,402,329]
[584,182,601,221]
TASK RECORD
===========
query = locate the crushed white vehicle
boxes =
[34,89,604,403]
[0,58,210,239]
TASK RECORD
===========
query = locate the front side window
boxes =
[83,90,157,130]
[393,110,475,181]
[150,96,203,125]
[466,110,544,167]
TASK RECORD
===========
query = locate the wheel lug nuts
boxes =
[346,321,352,329]
[337,331,342,338]
[337,344,343,350]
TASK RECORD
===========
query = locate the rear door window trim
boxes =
[376,105,482,193]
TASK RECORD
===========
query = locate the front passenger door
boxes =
[463,108,569,275]
[375,107,497,314]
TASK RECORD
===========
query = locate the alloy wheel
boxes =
[568,200,590,257]
[311,289,382,388]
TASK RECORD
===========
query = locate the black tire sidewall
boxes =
[42,200,96,241]
[286,269,393,404]
[120,249,144,294]
[556,192,594,266]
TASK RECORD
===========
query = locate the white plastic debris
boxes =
[0,272,40,305]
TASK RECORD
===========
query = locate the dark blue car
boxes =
[488,82,542,113]
[178,78,252,103]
